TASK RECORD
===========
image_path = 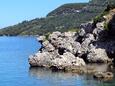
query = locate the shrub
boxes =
[104,22,109,31]
[93,11,109,26]
[45,32,51,40]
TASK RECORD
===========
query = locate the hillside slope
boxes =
[0,0,113,36]
[47,3,87,16]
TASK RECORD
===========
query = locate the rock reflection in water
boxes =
[29,67,100,86]
[29,67,79,79]
[87,64,111,72]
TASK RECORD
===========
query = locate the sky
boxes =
[0,0,89,28]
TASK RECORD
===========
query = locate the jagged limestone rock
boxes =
[29,52,53,67]
[38,36,46,43]
[87,48,111,63]
[42,40,55,52]
[29,51,86,70]
[29,16,115,72]
[80,22,94,33]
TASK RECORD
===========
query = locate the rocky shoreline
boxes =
[29,9,115,80]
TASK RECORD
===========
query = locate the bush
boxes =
[93,11,109,26]
[44,32,51,40]
[104,22,109,31]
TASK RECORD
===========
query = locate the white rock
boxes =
[87,48,110,63]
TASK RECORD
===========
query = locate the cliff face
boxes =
[107,9,115,36]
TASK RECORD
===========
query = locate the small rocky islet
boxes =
[29,9,115,80]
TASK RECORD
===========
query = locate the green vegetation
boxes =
[104,22,109,31]
[93,0,115,30]
[68,28,80,32]
[104,0,115,11]
[93,15,104,24]
[44,32,51,40]
[47,3,87,16]
[93,11,109,26]
[0,0,115,36]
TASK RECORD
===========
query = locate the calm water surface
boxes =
[0,36,114,86]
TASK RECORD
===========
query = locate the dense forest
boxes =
[0,0,114,36]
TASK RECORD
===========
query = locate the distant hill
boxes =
[47,3,87,16]
[0,0,114,36]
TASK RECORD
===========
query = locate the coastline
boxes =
[29,21,115,80]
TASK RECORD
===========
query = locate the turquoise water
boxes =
[0,36,114,86]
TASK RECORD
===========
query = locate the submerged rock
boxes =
[93,72,114,80]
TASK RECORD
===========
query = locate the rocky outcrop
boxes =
[29,22,112,73]
[87,48,111,63]
[80,22,94,33]
[29,31,86,71]
[29,10,115,75]
[42,41,55,52]
[93,72,114,80]
[51,52,85,70]
[28,8,115,81]
[29,52,53,67]
[29,51,86,70]
[38,36,46,42]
